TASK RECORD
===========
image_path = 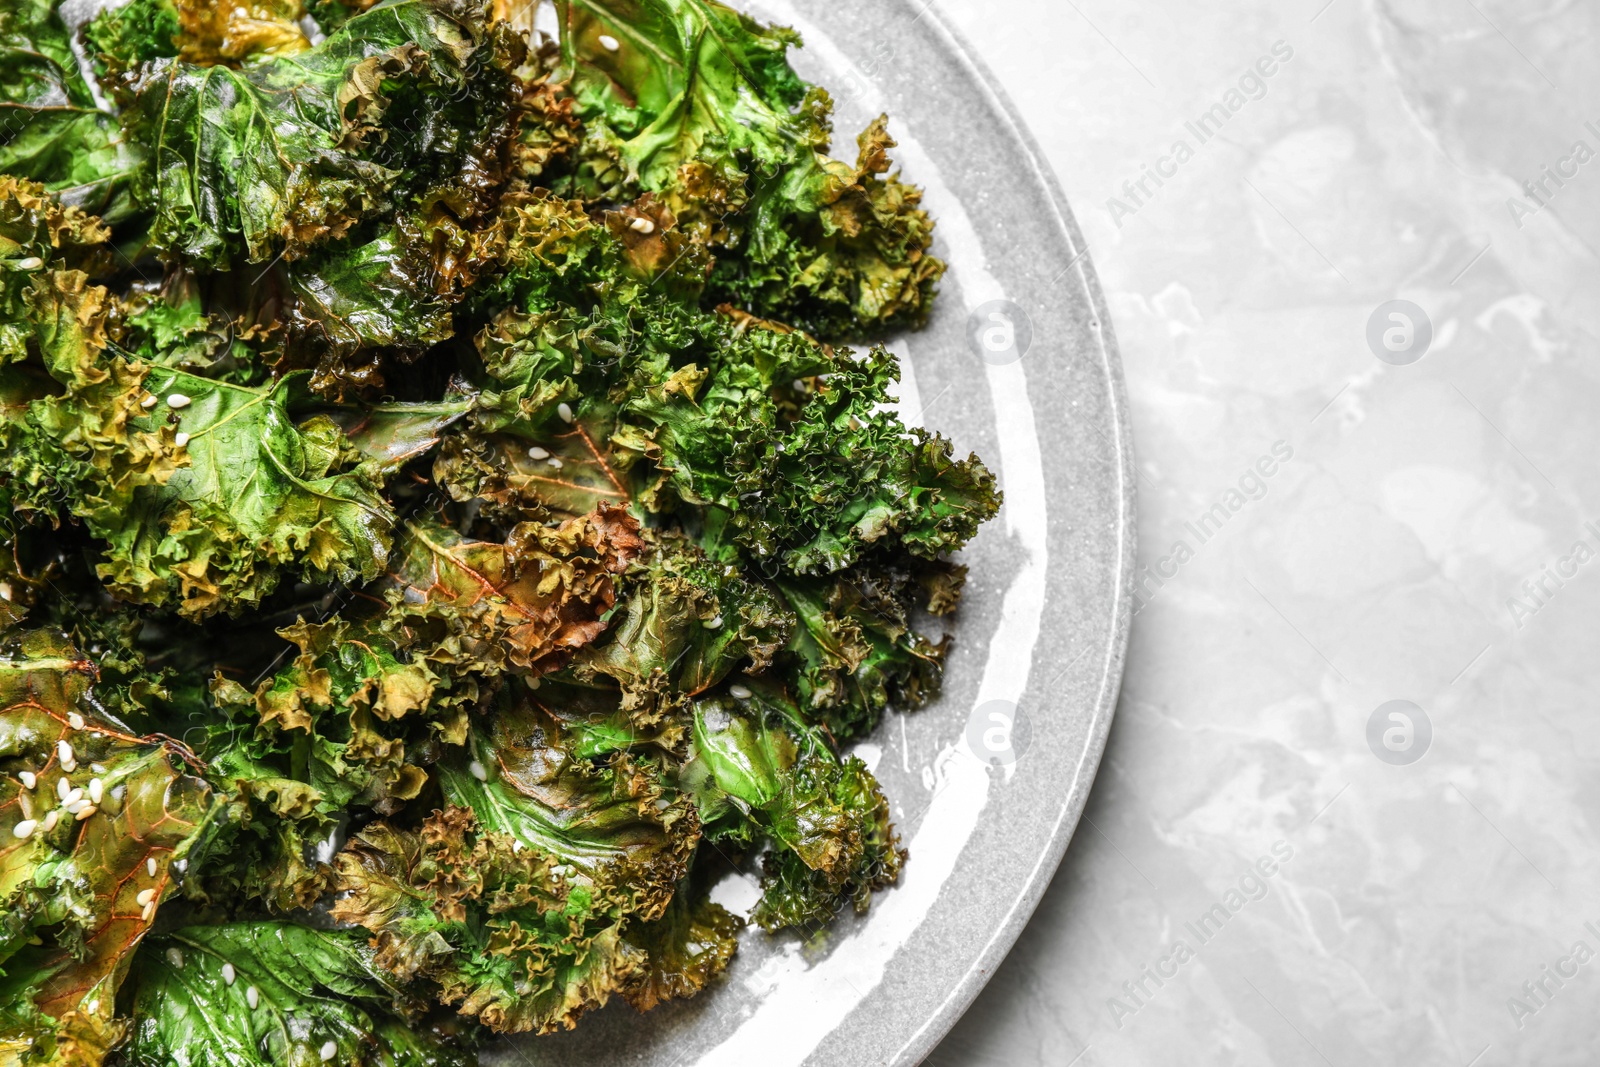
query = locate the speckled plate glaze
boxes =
[490,1,1137,1064]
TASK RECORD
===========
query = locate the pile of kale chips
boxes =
[0,0,1000,1061]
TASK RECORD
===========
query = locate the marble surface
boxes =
[922,1,1600,1064]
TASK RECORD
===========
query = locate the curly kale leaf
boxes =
[1,215,397,618]
[776,565,950,741]
[555,0,944,337]
[387,506,643,678]
[94,368,396,617]
[564,532,792,735]
[86,0,311,73]
[329,695,704,1033]
[619,877,740,1013]
[121,0,517,268]
[0,631,228,1063]
[681,684,903,930]
[0,176,111,362]
[122,923,476,1067]
[0,0,139,221]
[445,194,997,574]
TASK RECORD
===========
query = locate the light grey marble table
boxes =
[923,1,1600,1064]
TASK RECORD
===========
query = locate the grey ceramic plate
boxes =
[489,1,1137,1064]
[57,0,1134,1058]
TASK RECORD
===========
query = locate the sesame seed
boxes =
[469,760,487,781]
[320,1041,337,1061]
[57,777,70,801]
[729,684,752,700]
[166,947,184,968]
[91,763,106,774]
[57,740,73,764]
[63,787,83,806]
[175,858,187,873]
[74,804,96,821]
[557,402,574,423]
[140,901,154,922]
[13,819,35,839]
[60,758,75,773]
[547,457,563,469]
[136,888,156,907]
[88,779,103,804]
[222,963,236,986]
[40,810,58,832]
[598,33,619,50]
[511,839,524,853]
[147,857,157,876]
[17,793,30,819]
[246,985,259,1009]
[527,446,550,460]
[67,712,84,730]
[140,394,158,410]
[167,394,191,409]
[704,615,722,630]
[628,216,656,235]
[0,582,10,601]
[174,432,190,447]
[18,771,35,789]
[14,256,43,271]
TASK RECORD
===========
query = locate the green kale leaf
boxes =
[122,922,476,1067]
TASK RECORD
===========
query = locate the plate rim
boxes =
[889,2,1138,1061]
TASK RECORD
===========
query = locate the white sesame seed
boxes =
[222,963,235,985]
[469,760,487,781]
[18,771,35,789]
[136,888,156,907]
[175,858,187,873]
[57,740,73,764]
[166,947,184,968]
[704,615,722,630]
[88,779,103,804]
[174,432,190,447]
[557,402,574,423]
[729,684,752,700]
[40,810,58,832]
[14,256,43,271]
[598,33,619,50]
[13,819,35,839]
[140,394,158,410]
[511,839,524,853]
[140,901,154,922]
[246,985,259,1009]
[628,216,656,235]
[112,785,126,803]
[0,581,10,601]
[147,857,157,877]
[74,804,96,821]
[547,457,563,469]
[67,711,84,730]
[56,777,70,801]
[63,787,83,806]
[167,393,191,409]
[60,758,75,773]
[527,446,550,460]
[320,1041,337,1061]
[90,763,106,774]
